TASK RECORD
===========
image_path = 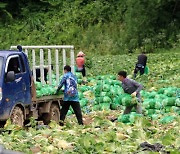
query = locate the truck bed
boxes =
[33,94,63,103]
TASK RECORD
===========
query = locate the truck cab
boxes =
[0,50,32,125]
[0,45,75,126]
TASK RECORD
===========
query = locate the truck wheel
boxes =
[43,104,60,125]
[10,106,24,127]
[0,121,6,128]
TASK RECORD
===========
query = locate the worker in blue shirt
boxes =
[56,65,83,125]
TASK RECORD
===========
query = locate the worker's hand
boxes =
[55,90,59,95]
[55,88,59,95]
[131,92,137,97]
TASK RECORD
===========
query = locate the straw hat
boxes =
[77,51,85,57]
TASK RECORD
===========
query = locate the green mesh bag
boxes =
[75,72,82,79]
[149,99,156,109]
[79,86,89,92]
[95,97,103,104]
[140,90,147,97]
[35,82,42,90]
[51,87,56,95]
[80,98,88,107]
[102,84,110,92]
[175,98,180,107]
[143,99,150,109]
[113,80,121,86]
[45,87,55,95]
[52,80,57,87]
[69,107,74,113]
[96,75,102,80]
[160,116,175,124]
[67,110,73,116]
[100,76,106,80]
[145,109,156,115]
[164,106,172,113]
[93,101,98,105]
[157,88,165,94]
[103,96,112,103]
[177,110,180,115]
[144,66,149,74]
[147,91,157,99]
[131,107,136,112]
[129,113,142,123]
[109,79,114,85]
[109,88,117,97]
[104,79,110,85]
[87,77,93,82]
[51,74,56,79]
[171,106,180,113]
[113,97,121,105]
[107,75,116,80]
[100,103,110,110]
[155,100,162,109]
[122,94,132,107]
[40,88,46,96]
[149,114,159,120]
[117,114,130,123]
[164,88,176,97]
[94,85,102,94]
[106,92,114,99]
[162,97,176,106]
[101,92,107,97]
[155,94,167,100]
[110,103,120,110]
[143,99,156,109]
[116,88,124,95]
[79,92,84,99]
[78,79,83,84]
[36,90,42,98]
[92,105,100,111]
[117,95,123,105]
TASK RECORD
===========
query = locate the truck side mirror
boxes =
[6,71,15,82]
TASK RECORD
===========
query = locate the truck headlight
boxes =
[0,88,2,100]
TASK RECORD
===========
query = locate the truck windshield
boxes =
[0,57,3,77]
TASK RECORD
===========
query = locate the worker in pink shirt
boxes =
[76,51,86,77]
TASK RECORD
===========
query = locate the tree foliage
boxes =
[0,0,179,54]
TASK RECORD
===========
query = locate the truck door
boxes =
[4,55,25,105]
[19,55,31,105]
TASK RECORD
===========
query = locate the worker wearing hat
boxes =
[76,51,86,77]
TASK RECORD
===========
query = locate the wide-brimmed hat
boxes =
[77,51,85,57]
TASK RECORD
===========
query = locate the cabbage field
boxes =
[0,51,179,153]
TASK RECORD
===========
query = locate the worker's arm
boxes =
[144,56,147,66]
[56,76,66,92]
[130,79,143,96]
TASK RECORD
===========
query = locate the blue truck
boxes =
[0,45,75,127]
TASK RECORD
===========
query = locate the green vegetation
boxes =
[0,50,179,153]
[0,0,180,54]
[0,112,179,153]
[0,1,180,153]
[87,48,180,89]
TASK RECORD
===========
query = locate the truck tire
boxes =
[43,104,60,125]
[0,121,6,128]
[10,106,24,127]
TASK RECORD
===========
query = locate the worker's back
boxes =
[137,54,147,66]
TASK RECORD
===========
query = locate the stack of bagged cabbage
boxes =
[35,74,63,98]
[76,72,180,123]
[142,87,180,116]
[35,72,180,123]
